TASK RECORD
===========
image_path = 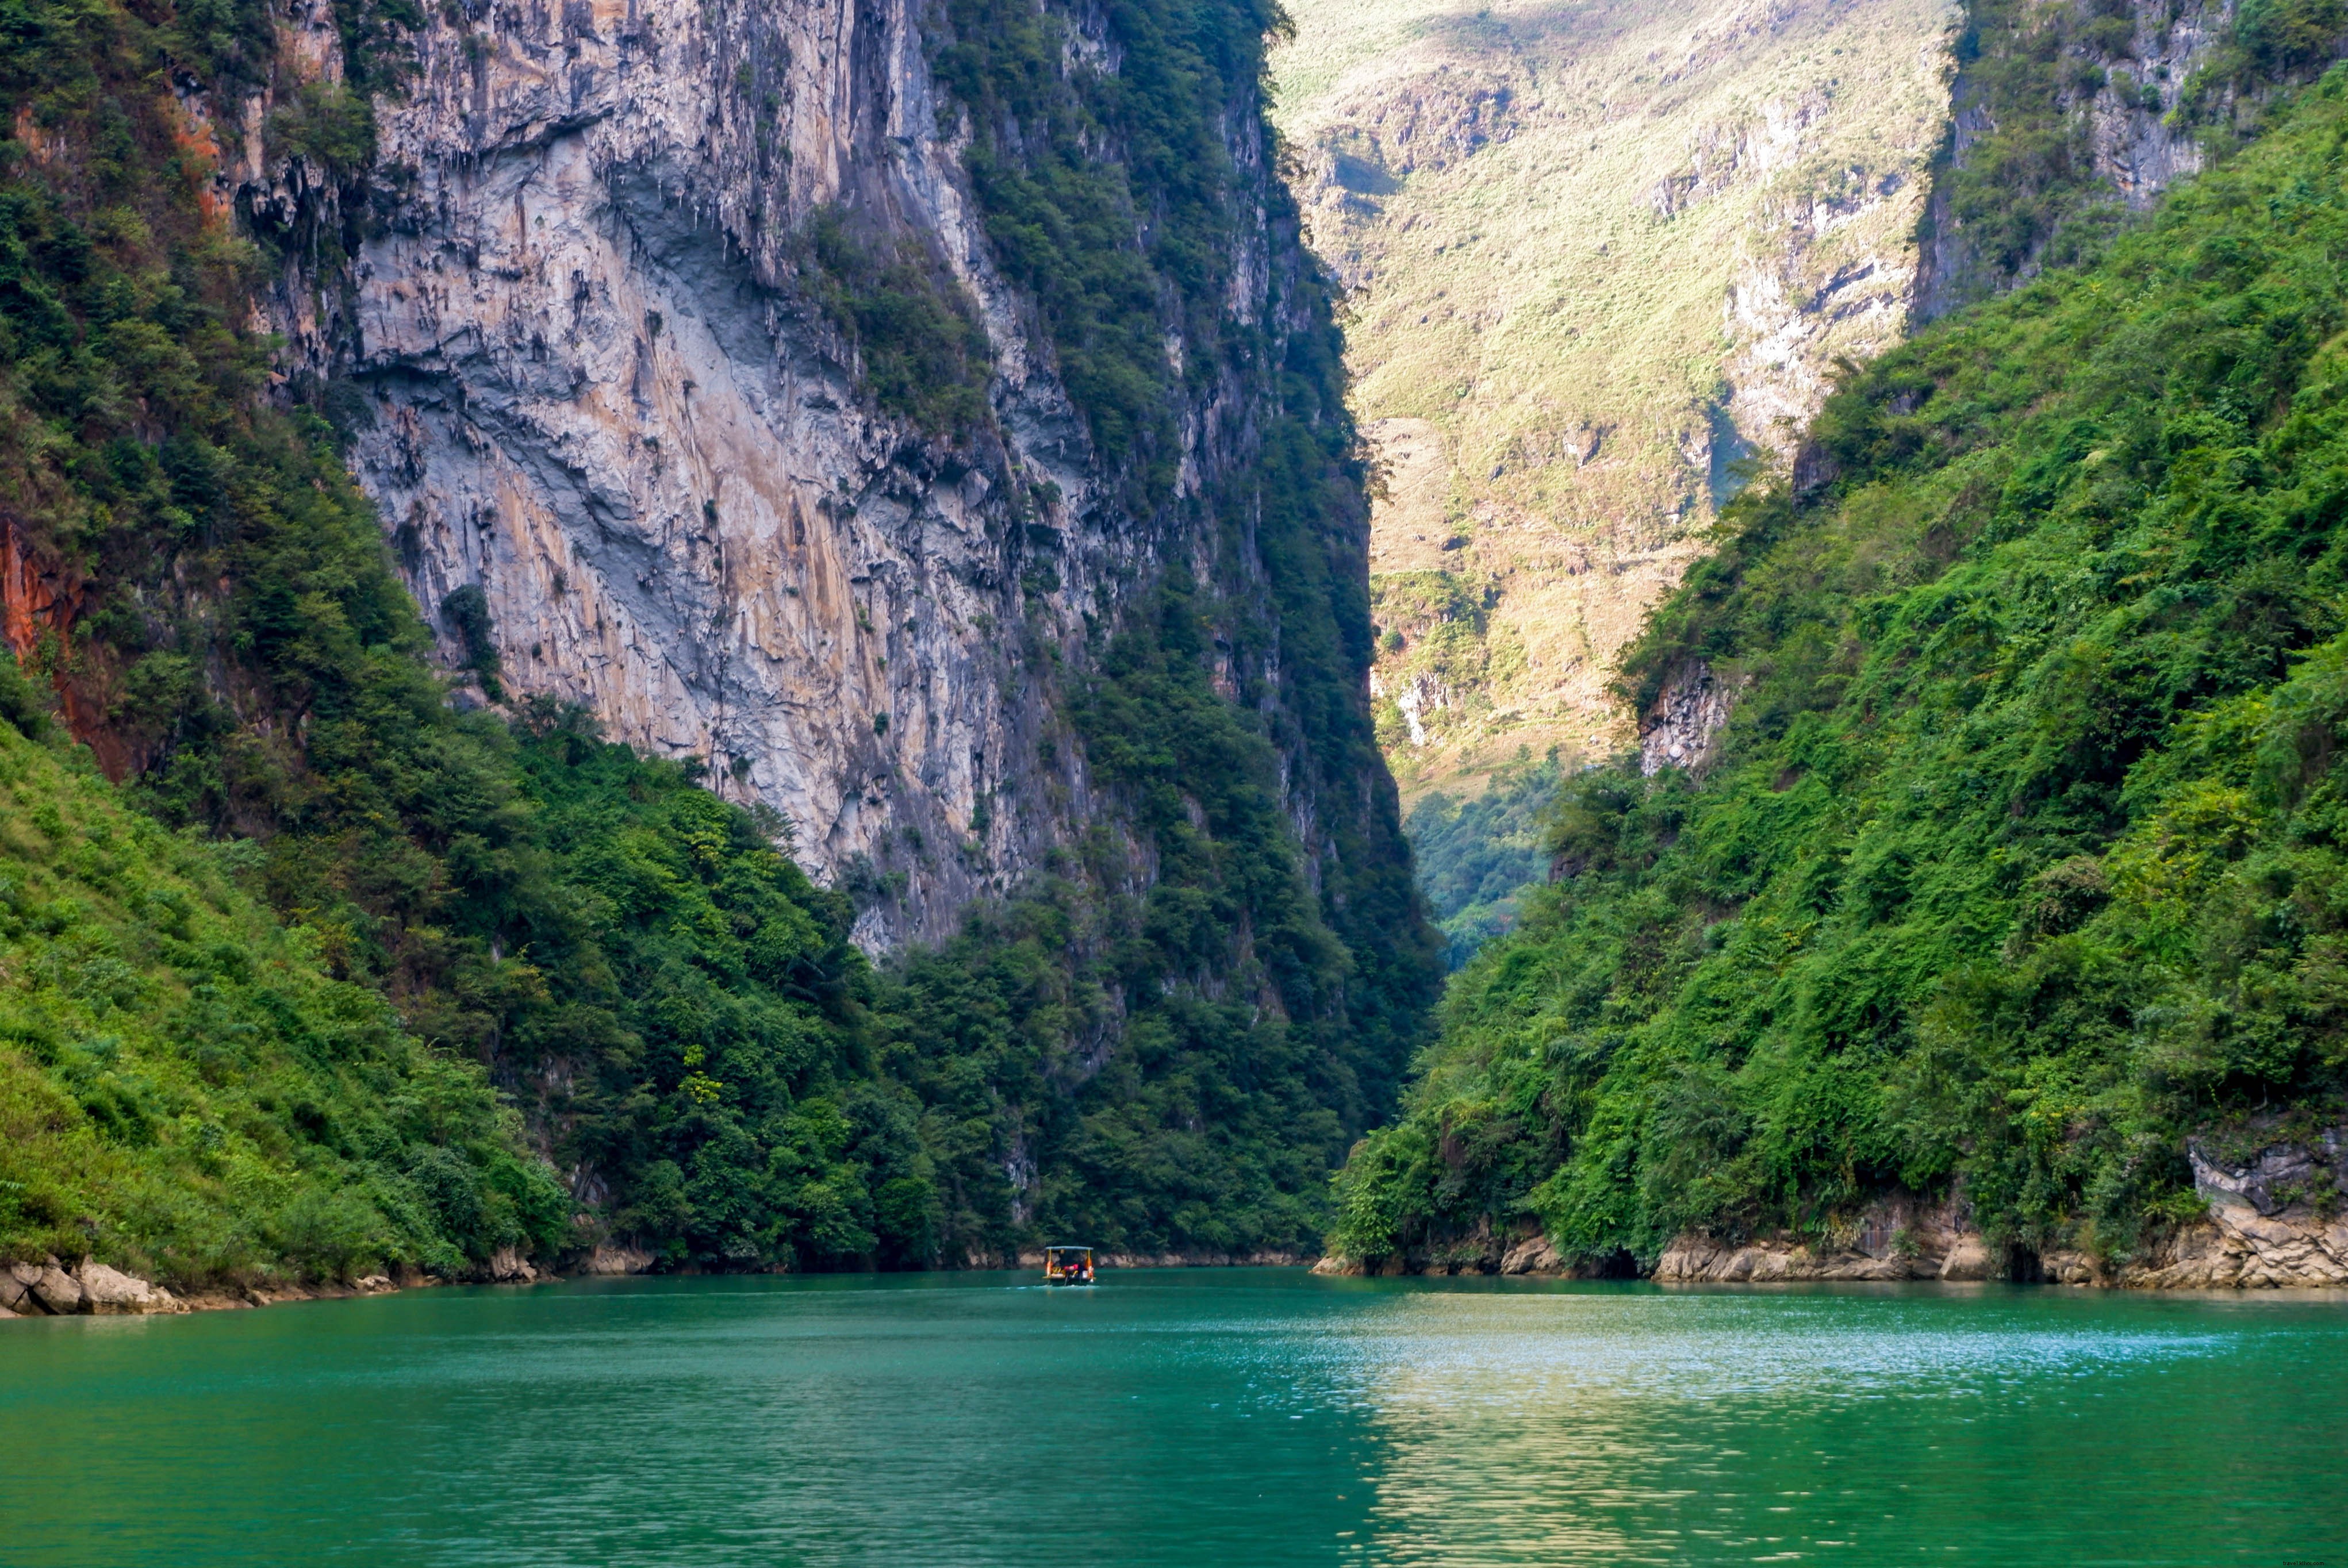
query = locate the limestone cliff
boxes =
[1915,0,2242,318]
[221,0,1374,951]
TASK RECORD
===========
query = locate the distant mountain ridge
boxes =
[1274,0,1958,799]
[1275,0,2339,807]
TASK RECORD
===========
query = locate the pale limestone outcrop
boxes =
[0,1257,185,1316]
[1651,1147,2348,1288]
[1499,1233,1564,1275]
[1638,660,1740,777]
[78,1260,187,1315]
[577,1244,655,1275]
[483,1247,540,1283]
[204,0,1322,954]
[1651,1196,1986,1283]
[2116,1134,2348,1289]
[29,1260,82,1314]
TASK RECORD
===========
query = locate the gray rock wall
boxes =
[1914,0,2238,321]
[335,0,1099,948]
[200,0,1344,952]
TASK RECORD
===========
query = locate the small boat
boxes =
[1042,1245,1095,1285]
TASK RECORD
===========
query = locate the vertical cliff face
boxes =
[1910,0,2335,320]
[281,0,1337,950]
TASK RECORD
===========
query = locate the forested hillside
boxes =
[0,674,566,1283]
[1404,750,1561,969]
[0,0,1432,1290]
[1331,67,2348,1275]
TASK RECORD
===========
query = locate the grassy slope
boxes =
[1271,0,1953,794]
[0,683,561,1285]
[1332,72,2348,1273]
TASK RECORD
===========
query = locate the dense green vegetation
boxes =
[1403,751,1561,969]
[0,0,1428,1282]
[0,671,563,1283]
[1332,72,2348,1274]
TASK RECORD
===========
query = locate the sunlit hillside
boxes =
[1273,0,1957,797]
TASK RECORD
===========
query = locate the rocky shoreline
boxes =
[1314,1133,2348,1290]
[0,1245,553,1321]
[0,1244,1319,1322]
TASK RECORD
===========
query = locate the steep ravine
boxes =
[1321,2,2348,1290]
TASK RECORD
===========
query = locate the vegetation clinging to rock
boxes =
[1332,71,2348,1275]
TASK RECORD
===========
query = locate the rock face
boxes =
[1637,660,1738,777]
[0,1258,185,1317]
[482,1247,539,1284]
[210,0,1352,951]
[2119,1133,2348,1288]
[1914,0,2239,320]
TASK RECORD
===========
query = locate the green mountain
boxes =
[0,0,1434,1292]
[1329,63,2348,1277]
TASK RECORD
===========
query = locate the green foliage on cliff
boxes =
[504,711,935,1271]
[935,0,1282,491]
[0,681,562,1286]
[878,0,1440,1259]
[0,0,581,1285]
[1333,74,2348,1274]
[1936,0,2348,305]
[886,561,1436,1259]
[803,207,993,437]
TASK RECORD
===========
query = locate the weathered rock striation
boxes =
[210,0,1376,951]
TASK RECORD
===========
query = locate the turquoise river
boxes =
[3,1269,2345,1564]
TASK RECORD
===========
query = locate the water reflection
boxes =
[1,1273,2343,1566]
[1305,1284,2339,1566]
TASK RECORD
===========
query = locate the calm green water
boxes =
[3,1270,2345,1565]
